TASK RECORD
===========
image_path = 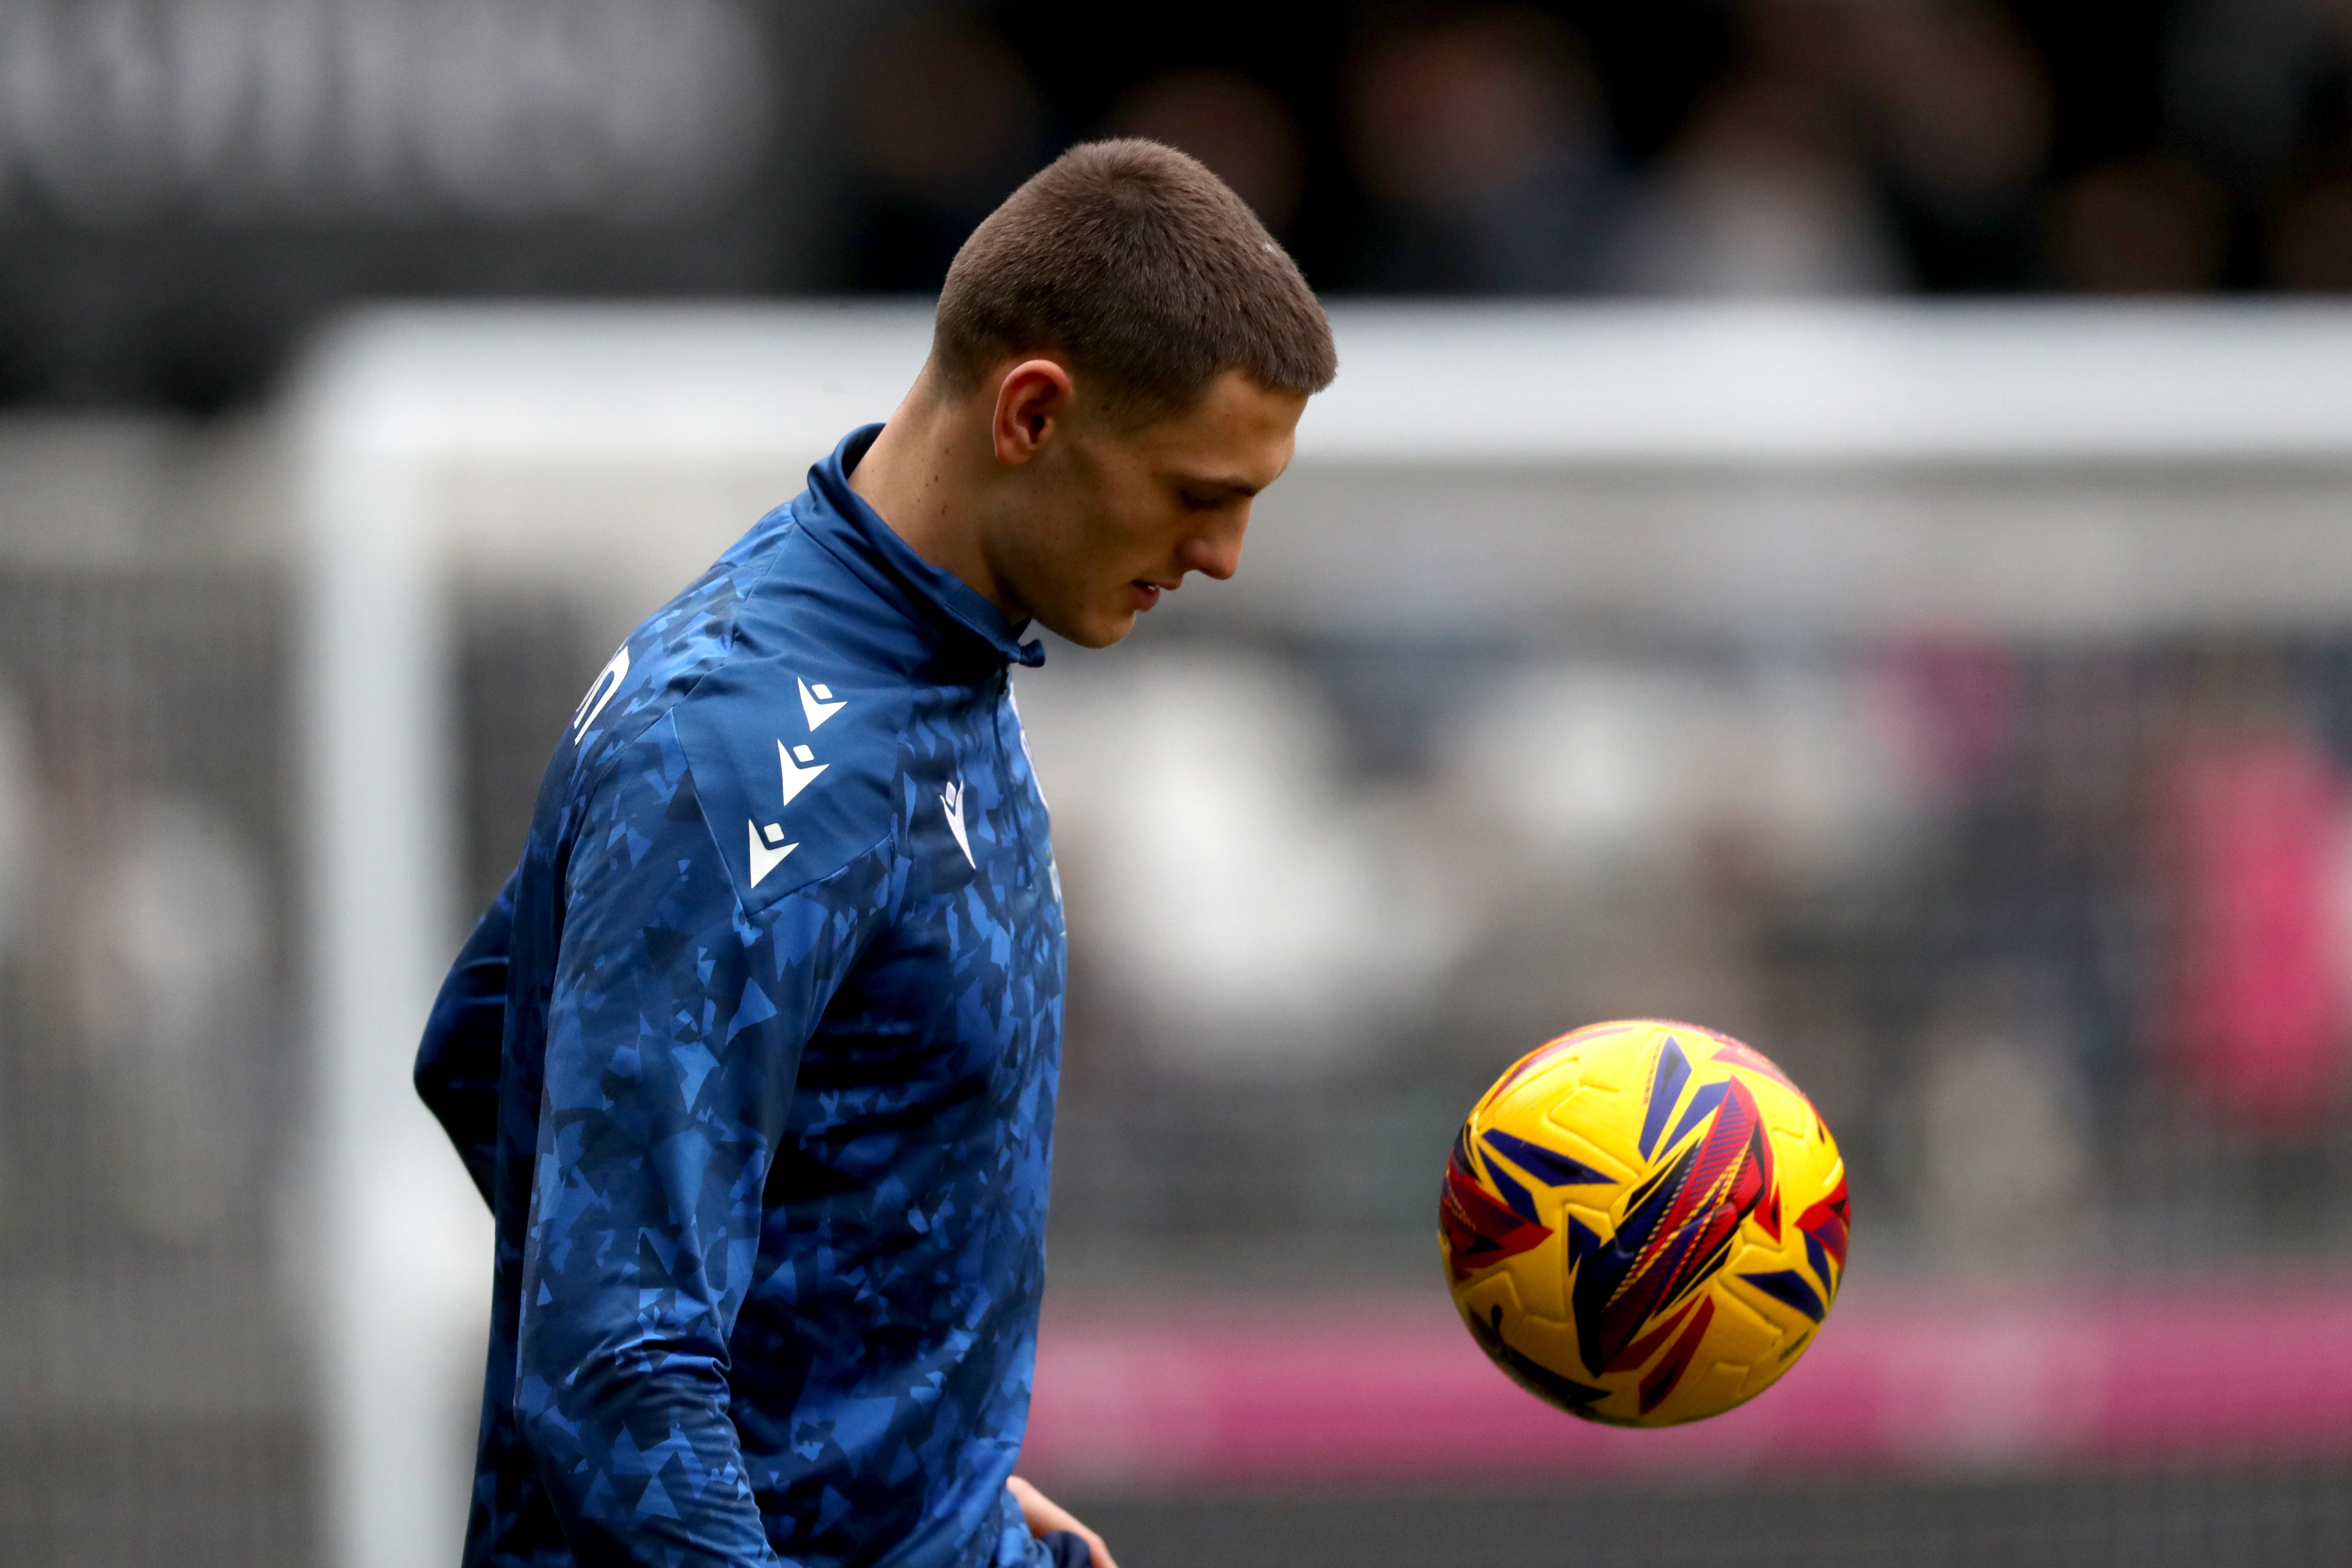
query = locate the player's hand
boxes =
[1007,1474,1120,1568]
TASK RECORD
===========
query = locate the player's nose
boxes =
[1178,511,1247,582]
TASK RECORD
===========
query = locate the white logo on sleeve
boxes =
[745,740,829,888]
[941,778,975,868]
[747,820,796,887]
[777,739,827,806]
[571,645,631,738]
[798,677,847,731]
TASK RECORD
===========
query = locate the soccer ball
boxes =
[1441,1019,1849,1427]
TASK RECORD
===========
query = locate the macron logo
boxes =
[777,739,827,807]
[747,821,796,887]
[798,677,846,731]
[747,740,829,889]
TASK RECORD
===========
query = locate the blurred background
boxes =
[5,2,2352,1566]
[24,0,2352,414]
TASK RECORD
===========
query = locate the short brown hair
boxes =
[932,139,1337,420]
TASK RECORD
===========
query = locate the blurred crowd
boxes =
[12,0,2352,408]
[842,0,2352,297]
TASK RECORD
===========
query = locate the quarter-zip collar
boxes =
[798,424,1046,672]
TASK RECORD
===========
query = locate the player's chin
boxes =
[1075,612,1139,649]
[1034,602,1136,650]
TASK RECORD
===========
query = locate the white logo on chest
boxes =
[941,778,975,868]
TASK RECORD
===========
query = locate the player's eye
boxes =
[1179,489,1227,512]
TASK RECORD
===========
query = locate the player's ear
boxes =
[991,359,1075,466]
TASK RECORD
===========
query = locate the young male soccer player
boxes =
[412,140,1336,1568]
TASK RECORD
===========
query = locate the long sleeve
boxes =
[435,446,1069,1568]
[418,866,521,1206]
[511,723,884,1566]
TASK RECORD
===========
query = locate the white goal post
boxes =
[290,300,2352,1568]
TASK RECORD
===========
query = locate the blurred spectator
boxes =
[1607,71,1900,295]
[1344,7,1623,293]
[2050,154,2230,292]
[2163,0,2334,210]
[2268,0,2352,289]
[2273,167,2352,288]
[63,797,271,1245]
[1113,70,1305,234]
[1844,0,2053,291]
[1915,978,2089,1266]
[1870,633,2023,810]
[1607,0,1900,294]
[2151,719,2352,1135]
[845,11,1044,290]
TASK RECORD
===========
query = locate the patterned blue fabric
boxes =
[417,426,1068,1568]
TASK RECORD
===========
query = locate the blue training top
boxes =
[416,426,1068,1568]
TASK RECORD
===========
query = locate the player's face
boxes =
[992,370,1309,648]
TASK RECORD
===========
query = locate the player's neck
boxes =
[849,392,1025,623]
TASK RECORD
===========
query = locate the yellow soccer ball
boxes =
[1441,1019,1849,1427]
